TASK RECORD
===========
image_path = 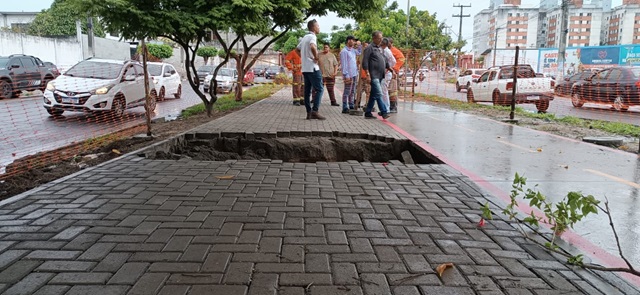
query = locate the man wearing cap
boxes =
[388,38,405,113]
[339,35,361,113]
[284,45,303,105]
[297,19,325,120]
[318,43,340,106]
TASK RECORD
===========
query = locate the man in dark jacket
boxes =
[361,31,393,119]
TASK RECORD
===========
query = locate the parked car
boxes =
[264,66,280,79]
[196,65,215,84]
[456,68,485,92]
[147,62,182,100]
[0,54,57,99]
[43,62,61,78]
[203,68,237,94]
[243,69,255,86]
[554,71,592,96]
[466,64,555,113]
[253,65,268,77]
[570,66,640,111]
[43,58,157,117]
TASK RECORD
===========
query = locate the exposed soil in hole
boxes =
[152,137,437,164]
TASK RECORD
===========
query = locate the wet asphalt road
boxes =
[388,97,640,269]
[413,72,640,126]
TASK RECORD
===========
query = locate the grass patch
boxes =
[406,91,640,138]
[182,84,283,118]
[445,77,457,84]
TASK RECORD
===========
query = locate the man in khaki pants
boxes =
[355,41,370,110]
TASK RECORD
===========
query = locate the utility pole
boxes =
[492,27,499,67]
[558,0,569,80]
[453,3,471,68]
[406,0,410,48]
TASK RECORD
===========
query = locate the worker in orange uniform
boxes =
[284,46,303,105]
[388,38,405,113]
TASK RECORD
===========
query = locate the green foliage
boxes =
[329,25,355,49]
[217,49,238,58]
[28,0,105,37]
[481,202,493,220]
[141,44,173,59]
[355,1,451,51]
[504,173,600,237]
[273,30,330,52]
[197,47,218,58]
[181,84,283,118]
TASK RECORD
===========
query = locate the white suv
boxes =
[456,68,485,92]
[43,59,157,117]
[147,62,182,100]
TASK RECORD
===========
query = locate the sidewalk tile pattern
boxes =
[0,89,634,294]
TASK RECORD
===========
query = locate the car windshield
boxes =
[269,67,279,72]
[628,68,640,78]
[218,69,235,77]
[147,64,163,76]
[473,70,484,75]
[198,66,213,73]
[65,61,123,79]
[499,66,536,79]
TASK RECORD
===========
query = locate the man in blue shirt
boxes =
[339,35,361,113]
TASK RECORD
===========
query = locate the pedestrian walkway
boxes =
[0,88,636,294]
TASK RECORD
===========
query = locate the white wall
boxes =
[0,31,131,71]
[485,48,540,70]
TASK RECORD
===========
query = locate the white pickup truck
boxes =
[466,64,555,113]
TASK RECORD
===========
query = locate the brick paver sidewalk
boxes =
[0,89,636,294]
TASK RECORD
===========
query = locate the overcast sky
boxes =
[3,0,625,50]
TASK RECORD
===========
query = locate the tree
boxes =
[273,30,330,53]
[144,44,173,60]
[28,0,105,37]
[74,0,386,110]
[329,25,354,50]
[197,47,218,65]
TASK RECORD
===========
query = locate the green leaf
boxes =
[481,202,493,220]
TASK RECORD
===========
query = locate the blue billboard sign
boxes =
[579,47,619,66]
[620,45,640,66]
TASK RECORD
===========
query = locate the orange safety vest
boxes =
[391,47,405,73]
[284,50,302,75]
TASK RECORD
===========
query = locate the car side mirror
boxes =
[472,78,479,83]
[10,64,20,69]
[124,74,136,81]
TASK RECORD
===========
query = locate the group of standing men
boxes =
[284,19,405,120]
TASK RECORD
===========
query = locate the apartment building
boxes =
[0,11,37,32]
[472,3,539,56]
[472,9,493,57]
[544,4,605,48]
[602,1,640,45]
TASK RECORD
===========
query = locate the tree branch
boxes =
[603,198,635,271]
[244,27,291,72]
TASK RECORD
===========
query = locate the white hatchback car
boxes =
[147,62,182,100]
[43,59,157,117]
[456,68,485,92]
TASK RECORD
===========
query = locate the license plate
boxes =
[528,96,540,100]
[62,97,79,104]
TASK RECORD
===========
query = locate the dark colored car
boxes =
[554,71,592,96]
[253,65,268,77]
[264,66,280,79]
[571,66,640,111]
[43,62,61,78]
[0,54,56,99]
[196,65,215,84]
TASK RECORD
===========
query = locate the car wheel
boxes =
[175,84,182,99]
[0,80,13,99]
[148,90,157,112]
[467,88,475,103]
[492,90,503,106]
[571,90,584,108]
[46,108,64,116]
[40,77,52,92]
[613,96,629,112]
[455,82,461,92]
[158,86,165,101]
[111,96,126,118]
[535,100,549,113]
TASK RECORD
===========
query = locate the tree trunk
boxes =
[205,100,214,117]
[204,57,209,65]
[141,39,152,136]
[235,55,243,102]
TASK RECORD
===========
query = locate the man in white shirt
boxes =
[380,38,396,113]
[297,19,326,120]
